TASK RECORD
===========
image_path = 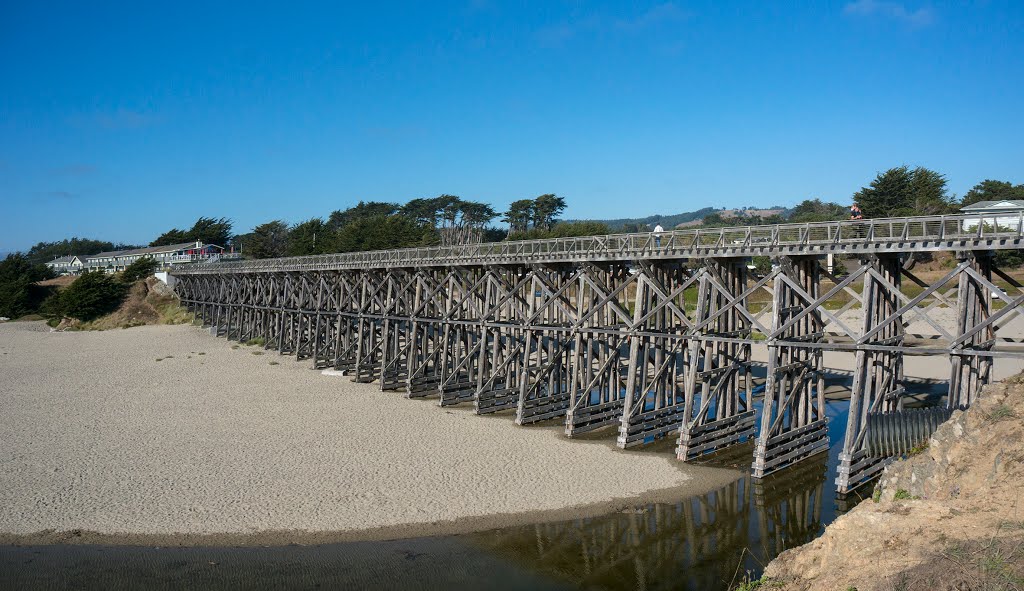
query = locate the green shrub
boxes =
[507,221,611,241]
[0,254,55,318]
[50,270,127,321]
[752,256,772,276]
[994,249,1024,268]
[120,256,159,284]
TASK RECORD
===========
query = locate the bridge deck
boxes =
[173,213,1024,274]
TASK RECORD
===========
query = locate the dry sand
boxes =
[0,321,735,546]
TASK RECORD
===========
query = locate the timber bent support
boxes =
[172,214,1024,493]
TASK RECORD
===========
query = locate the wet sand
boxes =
[0,322,735,546]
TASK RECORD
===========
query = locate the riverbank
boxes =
[0,321,736,546]
[764,374,1024,591]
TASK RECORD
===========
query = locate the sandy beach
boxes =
[2,311,1019,547]
[0,321,735,546]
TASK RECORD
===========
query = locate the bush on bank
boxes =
[120,256,159,284]
[44,270,127,322]
[0,254,55,318]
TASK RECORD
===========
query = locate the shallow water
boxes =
[0,396,884,591]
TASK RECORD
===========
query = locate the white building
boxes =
[960,200,1024,231]
[84,241,239,273]
[44,255,86,275]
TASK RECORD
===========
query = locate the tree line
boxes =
[719,168,1024,227]
[22,238,139,266]
[232,193,599,259]
[4,169,1022,320]
[847,168,1022,219]
[23,170,1024,268]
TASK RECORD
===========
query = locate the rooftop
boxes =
[87,241,209,260]
[960,200,1024,211]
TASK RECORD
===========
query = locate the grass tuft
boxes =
[987,404,1017,422]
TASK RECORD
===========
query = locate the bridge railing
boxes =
[174,212,1024,274]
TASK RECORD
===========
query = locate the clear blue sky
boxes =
[2,1,1022,251]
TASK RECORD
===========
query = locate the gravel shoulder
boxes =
[0,321,735,546]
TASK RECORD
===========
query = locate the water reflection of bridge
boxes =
[469,457,831,591]
[172,214,1024,494]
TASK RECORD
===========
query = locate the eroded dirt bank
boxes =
[764,375,1024,591]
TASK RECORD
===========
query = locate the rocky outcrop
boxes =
[763,375,1024,591]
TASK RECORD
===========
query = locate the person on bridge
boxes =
[653,223,665,247]
[850,202,864,238]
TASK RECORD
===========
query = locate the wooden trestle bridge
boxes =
[171,213,1024,494]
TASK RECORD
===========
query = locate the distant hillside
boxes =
[569,205,789,231]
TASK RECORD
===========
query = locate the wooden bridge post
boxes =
[280,271,306,356]
[333,270,360,372]
[438,266,487,405]
[474,265,530,414]
[236,274,254,344]
[174,275,193,320]
[194,275,209,327]
[192,275,208,328]
[948,250,994,408]
[310,271,339,368]
[209,274,228,337]
[566,262,632,436]
[294,272,317,361]
[676,258,756,460]
[752,256,829,479]
[399,267,441,396]
[836,254,905,494]
[205,275,218,329]
[377,268,414,391]
[617,260,694,448]
[272,272,291,354]
[354,270,386,382]
[515,264,576,425]
[265,273,284,351]
[220,274,239,341]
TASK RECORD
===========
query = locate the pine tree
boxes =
[54,270,126,321]
[120,257,158,284]
[287,218,327,256]
[502,200,534,234]
[961,180,1024,207]
[853,166,952,218]
[243,221,290,259]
